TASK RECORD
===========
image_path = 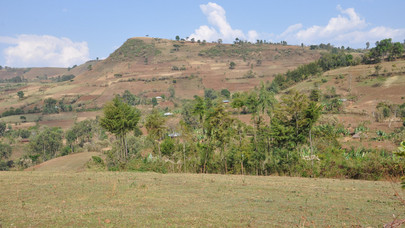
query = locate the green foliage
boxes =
[17,129,31,139]
[17,91,24,99]
[43,98,58,114]
[54,74,75,82]
[151,97,158,107]
[220,89,230,98]
[29,127,63,161]
[229,61,236,69]
[363,38,404,63]
[309,89,321,102]
[100,96,141,159]
[2,107,24,117]
[120,90,140,106]
[145,109,166,142]
[204,88,217,101]
[161,137,176,157]
[92,156,104,165]
[317,52,356,71]
[125,157,168,173]
[0,122,6,136]
[108,39,161,61]
[0,143,12,160]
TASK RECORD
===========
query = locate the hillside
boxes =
[24,152,102,171]
[0,37,404,166]
[0,37,320,113]
[288,59,405,151]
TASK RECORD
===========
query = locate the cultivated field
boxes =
[0,172,404,227]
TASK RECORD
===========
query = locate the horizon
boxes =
[1,0,404,68]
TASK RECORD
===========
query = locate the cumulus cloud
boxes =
[0,34,89,67]
[280,5,405,47]
[189,2,258,43]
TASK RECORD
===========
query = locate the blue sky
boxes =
[1,0,404,67]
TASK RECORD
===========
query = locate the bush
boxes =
[125,158,168,173]
[92,156,104,165]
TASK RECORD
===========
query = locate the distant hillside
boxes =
[0,37,321,114]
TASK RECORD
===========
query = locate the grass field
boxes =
[0,172,404,227]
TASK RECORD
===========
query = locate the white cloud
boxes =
[189,2,257,43]
[0,34,89,67]
[280,6,405,47]
[279,24,303,38]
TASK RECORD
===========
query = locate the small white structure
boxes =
[164,112,173,116]
[168,132,181,138]
[222,100,230,104]
[155,96,162,99]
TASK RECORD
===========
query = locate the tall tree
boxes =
[204,104,234,173]
[304,101,323,169]
[100,96,141,160]
[145,109,166,157]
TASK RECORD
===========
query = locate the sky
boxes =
[1,0,404,68]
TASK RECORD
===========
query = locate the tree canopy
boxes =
[100,96,141,159]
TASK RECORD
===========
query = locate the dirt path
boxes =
[384,75,398,87]
[25,152,102,172]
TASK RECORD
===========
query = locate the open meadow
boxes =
[0,171,404,227]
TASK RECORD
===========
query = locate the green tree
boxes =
[20,116,27,122]
[0,122,6,136]
[231,92,246,114]
[175,35,180,41]
[309,89,321,102]
[29,127,63,160]
[145,109,166,157]
[390,42,404,60]
[65,129,77,153]
[229,61,236,69]
[160,137,175,157]
[100,96,141,160]
[192,96,207,125]
[220,89,230,98]
[204,104,234,173]
[17,91,24,99]
[152,97,158,107]
[43,98,58,114]
[304,101,323,169]
[0,143,12,160]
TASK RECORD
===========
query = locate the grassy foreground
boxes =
[0,172,404,227]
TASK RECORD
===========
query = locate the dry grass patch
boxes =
[0,172,403,227]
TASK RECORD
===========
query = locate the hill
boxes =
[0,37,320,113]
[24,152,102,172]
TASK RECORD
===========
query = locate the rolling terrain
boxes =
[0,37,404,159]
